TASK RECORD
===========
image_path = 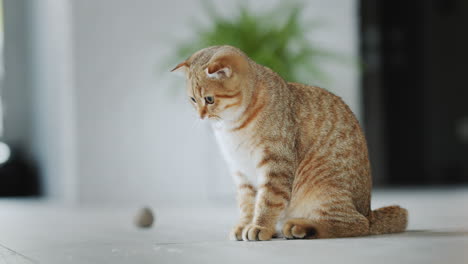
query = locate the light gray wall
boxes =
[28,0,77,201]
[72,0,216,205]
[71,0,359,205]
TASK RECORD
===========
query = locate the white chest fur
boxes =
[212,122,259,186]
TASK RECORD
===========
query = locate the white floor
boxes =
[0,188,467,264]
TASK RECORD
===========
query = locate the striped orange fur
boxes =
[173,45,408,241]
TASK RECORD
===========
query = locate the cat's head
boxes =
[172,46,250,121]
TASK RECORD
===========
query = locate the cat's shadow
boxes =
[271,229,468,241]
[396,229,468,238]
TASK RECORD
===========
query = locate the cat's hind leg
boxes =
[282,218,318,239]
[282,205,370,239]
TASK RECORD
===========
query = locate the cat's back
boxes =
[287,82,367,163]
[287,82,337,107]
[287,81,361,131]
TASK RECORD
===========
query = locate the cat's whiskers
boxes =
[208,114,222,121]
[190,116,203,130]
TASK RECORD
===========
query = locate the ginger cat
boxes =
[172,45,407,241]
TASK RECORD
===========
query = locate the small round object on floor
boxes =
[134,207,154,228]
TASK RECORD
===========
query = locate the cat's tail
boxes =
[369,205,408,235]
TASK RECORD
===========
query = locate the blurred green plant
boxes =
[170,0,344,84]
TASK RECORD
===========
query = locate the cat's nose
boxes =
[199,108,207,119]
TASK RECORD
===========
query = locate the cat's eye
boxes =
[190,97,196,103]
[205,96,214,104]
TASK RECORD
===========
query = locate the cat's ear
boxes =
[170,61,188,73]
[205,62,232,79]
[205,51,247,80]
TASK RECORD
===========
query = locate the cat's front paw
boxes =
[229,223,248,241]
[241,224,275,241]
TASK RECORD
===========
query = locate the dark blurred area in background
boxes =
[361,0,468,185]
[0,147,39,196]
